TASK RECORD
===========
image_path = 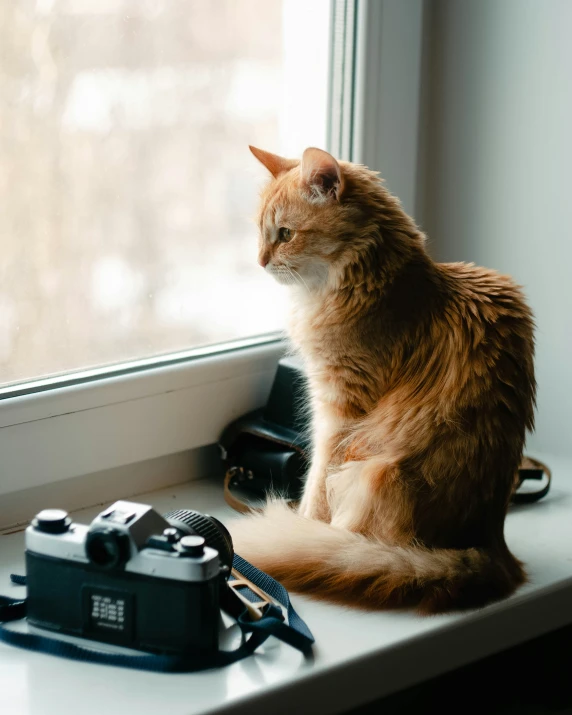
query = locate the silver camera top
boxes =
[25,500,221,583]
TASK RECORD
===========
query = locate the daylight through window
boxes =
[0,0,331,388]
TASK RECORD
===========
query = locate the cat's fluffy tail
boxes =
[229,501,525,614]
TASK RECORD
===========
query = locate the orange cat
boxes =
[230,146,536,613]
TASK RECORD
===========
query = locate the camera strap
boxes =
[0,554,314,672]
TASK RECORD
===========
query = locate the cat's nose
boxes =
[259,254,270,268]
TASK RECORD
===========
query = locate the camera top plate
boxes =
[26,500,221,584]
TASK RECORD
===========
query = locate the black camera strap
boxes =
[0,554,314,672]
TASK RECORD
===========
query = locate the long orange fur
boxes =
[230,146,535,613]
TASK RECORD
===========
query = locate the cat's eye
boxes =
[278,227,292,242]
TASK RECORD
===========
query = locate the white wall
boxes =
[419,0,572,459]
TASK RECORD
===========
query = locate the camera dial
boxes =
[164,510,234,573]
[162,527,180,543]
[32,509,72,534]
[178,535,206,557]
[85,526,131,570]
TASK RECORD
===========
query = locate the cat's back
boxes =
[435,261,535,428]
[437,261,534,328]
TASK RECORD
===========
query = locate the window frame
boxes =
[0,0,426,500]
[0,336,284,497]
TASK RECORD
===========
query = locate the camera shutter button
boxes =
[32,509,72,534]
[162,527,179,543]
[179,535,205,557]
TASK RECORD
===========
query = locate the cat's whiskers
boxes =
[288,266,311,293]
[282,266,298,286]
[270,264,293,286]
[278,264,302,289]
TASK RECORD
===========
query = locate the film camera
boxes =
[24,501,234,656]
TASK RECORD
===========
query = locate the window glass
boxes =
[0,0,330,387]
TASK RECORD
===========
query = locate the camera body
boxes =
[25,501,232,656]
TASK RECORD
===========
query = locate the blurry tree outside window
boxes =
[0,0,330,387]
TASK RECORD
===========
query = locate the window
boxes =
[0,0,427,505]
[0,0,331,389]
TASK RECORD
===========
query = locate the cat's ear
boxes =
[249,146,298,178]
[300,147,344,202]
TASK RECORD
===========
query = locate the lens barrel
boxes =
[164,509,234,573]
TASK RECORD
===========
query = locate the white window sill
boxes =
[0,337,284,505]
[1,453,571,715]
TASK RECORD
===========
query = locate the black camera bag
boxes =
[219,355,310,500]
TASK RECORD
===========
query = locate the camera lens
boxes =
[164,509,234,574]
[86,527,130,570]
